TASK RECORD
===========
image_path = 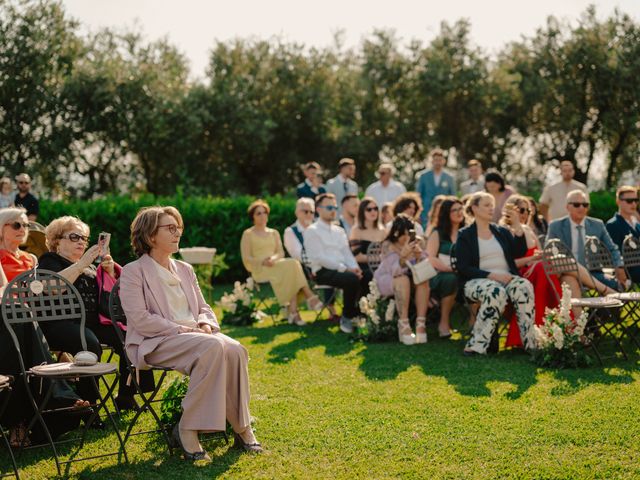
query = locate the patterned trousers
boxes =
[464,277,536,354]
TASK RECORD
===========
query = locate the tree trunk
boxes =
[606,130,629,189]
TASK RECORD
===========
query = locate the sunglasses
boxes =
[319,205,338,211]
[568,202,590,208]
[519,207,530,215]
[365,206,379,212]
[5,221,29,230]
[620,197,639,204]
[300,209,313,214]
[62,232,89,243]
[157,224,183,235]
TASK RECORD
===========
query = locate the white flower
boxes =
[246,277,255,291]
[533,325,551,348]
[370,311,380,325]
[551,324,564,349]
[385,300,396,322]
[359,296,371,313]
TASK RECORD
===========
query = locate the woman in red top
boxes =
[0,209,35,281]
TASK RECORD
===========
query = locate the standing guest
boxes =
[546,190,626,292]
[526,196,549,238]
[415,148,456,225]
[373,214,430,345]
[241,200,322,327]
[380,202,394,227]
[304,193,362,334]
[539,160,588,221]
[283,198,339,320]
[13,173,39,221]
[455,192,536,355]
[120,206,263,460]
[460,159,485,195]
[296,162,326,199]
[326,158,358,211]
[484,171,515,223]
[365,163,406,207]
[338,194,359,238]
[350,197,386,294]
[606,185,640,283]
[424,194,447,238]
[0,177,15,208]
[425,197,464,338]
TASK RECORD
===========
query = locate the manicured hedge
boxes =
[38,190,619,282]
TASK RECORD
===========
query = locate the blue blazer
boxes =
[606,213,640,281]
[415,170,456,222]
[296,181,326,199]
[546,215,623,267]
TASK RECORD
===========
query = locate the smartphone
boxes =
[408,229,416,242]
[97,232,111,263]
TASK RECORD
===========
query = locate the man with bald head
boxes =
[546,189,627,291]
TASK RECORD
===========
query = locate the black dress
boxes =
[350,239,373,295]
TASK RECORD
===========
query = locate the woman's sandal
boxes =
[233,431,264,453]
[306,295,324,311]
[171,424,211,461]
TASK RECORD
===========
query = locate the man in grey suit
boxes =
[415,148,456,225]
[326,158,358,212]
[546,189,627,291]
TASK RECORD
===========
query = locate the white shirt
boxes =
[433,172,442,186]
[478,236,510,274]
[364,179,406,207]
[283,220,308,261]
[303,220,358,273]
[153,261,197,328]
[539,179,588,220]
[304,178,320,195]
[569,218,586,259]
[460,176,485,195]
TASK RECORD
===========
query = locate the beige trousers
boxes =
[145,332,251,432]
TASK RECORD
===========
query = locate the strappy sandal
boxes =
[306,295,324,311]
[171,424,211,462]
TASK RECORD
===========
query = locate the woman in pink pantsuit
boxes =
[120,206,262,461]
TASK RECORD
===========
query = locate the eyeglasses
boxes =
[5,222,29,230]
[568,202,590,208]
[157,224,183,235]
[620,197,639,204]
[300,209,313,214]
[518,207,530,215]
[365,206,379,212]
[318,205,338,211]
[61,232,89,243]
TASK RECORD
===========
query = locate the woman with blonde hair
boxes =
[241,199,322,326]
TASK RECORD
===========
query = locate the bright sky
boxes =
[62,0,639,80]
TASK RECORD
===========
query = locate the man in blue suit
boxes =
[415,148,456,226]
[296,162,326,199]
[546,189,627,291]
[606,185,640,283]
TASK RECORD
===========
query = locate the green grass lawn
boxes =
[2,286,640,479]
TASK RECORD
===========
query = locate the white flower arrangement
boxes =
[356,280,399,341]
[217,278,265,326]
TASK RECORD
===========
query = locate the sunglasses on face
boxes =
[568,202,590,208]
[5,221,29,230]
[62,232,89,243]
[365,206,379,212]
[620,197,639,204]
[300,209,313,214]
[157,224,183,235]
[319,205,338,211]
[519,207,530,215]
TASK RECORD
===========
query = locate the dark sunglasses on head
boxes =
[365,206,379,212]
[620,197,639,204]
[5,221,29,230]
[62,232,89,243]
[568,202,590,208]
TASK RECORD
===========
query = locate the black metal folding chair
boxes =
[300,249,338,321]
[540,239,624,364]
[0,375,20,479]
[622,234,640,291]
[1,269,127,476]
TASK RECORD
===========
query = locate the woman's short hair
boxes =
[385,214,414,243]
[356,197,379,230]
[247,199,270,222]
[0,176,11,187]
[392,192,422,218]
[130,206,184,257]
[465,192,494,218]
[499,194,529,226]
[0,207,28,242]
[296,197,314,211]
[484,171,506,192]
[45,216,90,252]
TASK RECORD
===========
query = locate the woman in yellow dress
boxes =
[240,200,322,326]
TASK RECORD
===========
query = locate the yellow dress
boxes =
[240,227,309,305]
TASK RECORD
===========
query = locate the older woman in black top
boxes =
[455,192,536,355]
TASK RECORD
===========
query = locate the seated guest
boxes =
[380,202,394,227]
[526,196,548,238]
[391,192,425,237]
[39,216,154,411]
[349,197,386,294]
[304,193,362,334]
[120,206,262,460]
[338,194,359,238]
[424,194,446,238]
[0,176,15,208]
[374,215,429,345]
[425,197,464,338]
[296,162,326,199]
[241,200,322,327]
[484,171,515,223]
[364,163,406,207]
[546,189,627,292]
[455,192,536,355]
[606,185,640,284]
[283,198,339,320]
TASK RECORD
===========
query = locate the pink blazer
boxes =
[119,254,219,369]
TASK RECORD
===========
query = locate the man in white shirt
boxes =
[460,159,485,195]
[539,160,588,221]
[338,194,359,238]
[365,163,406,207]
[304,193,362,333]
[325,158,358,212]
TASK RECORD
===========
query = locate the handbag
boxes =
[98,268,112,320]
[407,258,437,284]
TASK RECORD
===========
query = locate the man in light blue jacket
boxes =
[414,148,456,226]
